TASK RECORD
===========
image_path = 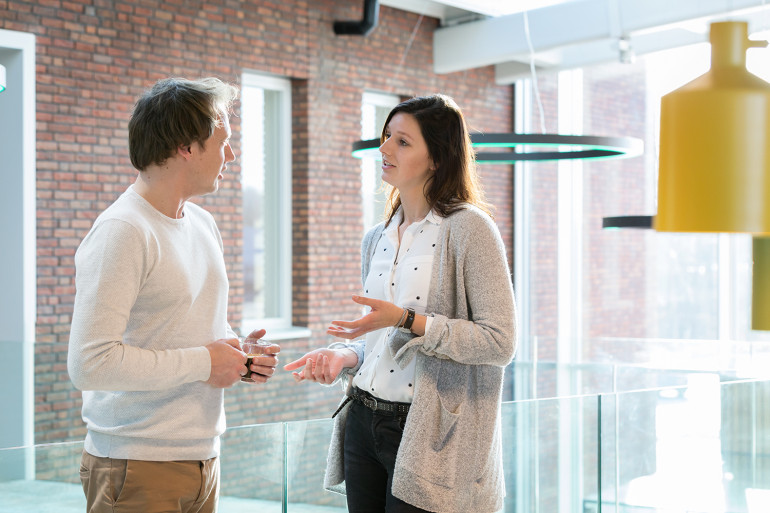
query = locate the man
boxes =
[68,77,279,513]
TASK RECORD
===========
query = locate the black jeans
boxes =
[343,400,429,513]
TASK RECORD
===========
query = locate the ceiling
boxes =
[379,0,770,84]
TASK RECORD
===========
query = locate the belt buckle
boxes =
[367,396,378,411]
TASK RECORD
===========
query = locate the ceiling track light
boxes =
[602,215,654,229]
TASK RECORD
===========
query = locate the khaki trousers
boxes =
[79,450,219,513]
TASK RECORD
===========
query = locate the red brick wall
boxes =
[0,0,513,445]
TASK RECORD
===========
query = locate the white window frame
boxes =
[0,28,36,478]
[240,72,307,339]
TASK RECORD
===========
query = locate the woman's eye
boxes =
[400,139,408,146]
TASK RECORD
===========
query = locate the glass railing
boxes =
[3,362,770,513]
[524,336,770,376]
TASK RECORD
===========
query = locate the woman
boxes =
[284,94,516,513]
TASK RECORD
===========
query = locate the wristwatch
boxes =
[398,307,416,333]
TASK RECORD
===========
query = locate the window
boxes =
[512,32,770,513]
[514,36,770,362]
[361,92,399,231]
[0,28,36,474]
[240,73,293,333]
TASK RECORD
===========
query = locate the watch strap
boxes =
[401,308,416,331]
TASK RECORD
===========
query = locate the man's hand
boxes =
[205,338,248,388]
[241,328,280,384]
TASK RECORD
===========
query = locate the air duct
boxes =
[334,0,379,36]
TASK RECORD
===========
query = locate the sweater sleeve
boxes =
[68,219,212,391]
[407,211,517,367]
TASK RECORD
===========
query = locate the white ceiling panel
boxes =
[380,0,770,83]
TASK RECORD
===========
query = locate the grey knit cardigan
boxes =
[324,205,518,513]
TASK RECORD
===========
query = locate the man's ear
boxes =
[178,144,193,159]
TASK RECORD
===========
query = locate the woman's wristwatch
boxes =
[398,307,416,333]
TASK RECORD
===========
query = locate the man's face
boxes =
[189,113,235,196]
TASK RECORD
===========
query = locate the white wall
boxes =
[0,28,36,480]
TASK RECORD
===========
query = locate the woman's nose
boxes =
[379,138,391,155]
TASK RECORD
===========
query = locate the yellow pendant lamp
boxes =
[754,237,770,330]
[656,21,770,233]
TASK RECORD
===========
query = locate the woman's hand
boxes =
[283,348,358,384]
[326,295,404,339]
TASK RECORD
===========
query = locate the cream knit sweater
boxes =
[68,185,235,461]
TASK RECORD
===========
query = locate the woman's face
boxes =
[379,112,434,194]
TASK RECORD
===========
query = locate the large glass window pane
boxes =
[515,74,560,361]
[517,38,770,363]
[241,74,291,329]
[579,51,720,345]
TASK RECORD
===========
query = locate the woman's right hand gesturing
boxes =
[283,348,358,384]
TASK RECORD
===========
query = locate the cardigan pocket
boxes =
[401,398,461,488]
[431,399,460,451]
[398,353,468,488]
[427,400,461,487]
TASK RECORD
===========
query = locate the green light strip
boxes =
[352,133,644,163]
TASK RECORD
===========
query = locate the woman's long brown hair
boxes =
[381,94,492,226]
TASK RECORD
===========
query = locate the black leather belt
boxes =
[351,387,411,415]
